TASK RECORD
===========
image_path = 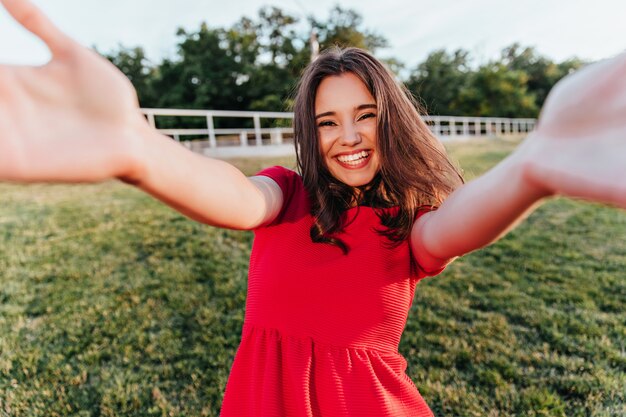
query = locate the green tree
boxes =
[153,24,255,113]
[406,49,471,115]
[501,43,585,110]
[311,6,388,52]
[242,8,304,113]
[457,62,538,117]
[141,24,252,130]
[102,5,392,118]
[100,5,588,121]
[257,6,299,66]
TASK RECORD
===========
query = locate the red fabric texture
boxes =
[219,166,444,417]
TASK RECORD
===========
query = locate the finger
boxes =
[0,0,75,56]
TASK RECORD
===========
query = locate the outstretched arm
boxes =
[412,52,626,271]
[127,128,284,229]
[0,0,282,229]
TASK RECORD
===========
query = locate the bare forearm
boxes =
[121,122,268,229]
[421,139,552,260]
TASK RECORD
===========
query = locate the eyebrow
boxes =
[315,103,377,120]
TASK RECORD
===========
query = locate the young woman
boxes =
[0,0,625,416]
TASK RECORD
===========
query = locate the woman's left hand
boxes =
[521,52,626,209]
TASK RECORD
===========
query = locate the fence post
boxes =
[434,118,441,137]
[207,113,217,148]
[271,128,283,144]
[147,112,156,129]
[462,118,469,135]
[240,131,248,147]
[253,114,262,146]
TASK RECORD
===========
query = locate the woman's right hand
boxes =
[0,0,282,229]
[0,0,146,183]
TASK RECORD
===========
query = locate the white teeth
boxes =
[337,151,369,164]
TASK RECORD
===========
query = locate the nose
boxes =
[339,123,362,146]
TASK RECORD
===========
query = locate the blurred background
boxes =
[1,0,625,119]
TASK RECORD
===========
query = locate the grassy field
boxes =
[0,138,624,417]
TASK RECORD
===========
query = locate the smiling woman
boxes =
[0,0,625,416]
[315,74,381,185]
[294,48,463,256]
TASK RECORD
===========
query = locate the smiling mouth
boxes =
[335,150,372,168]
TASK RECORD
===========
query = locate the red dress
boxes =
[219,166,445,417]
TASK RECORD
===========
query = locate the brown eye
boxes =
[318,120,336,127]
[358,113,376,121]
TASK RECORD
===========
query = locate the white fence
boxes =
[141,108,536,158]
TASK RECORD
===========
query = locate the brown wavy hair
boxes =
[293,47,464,253]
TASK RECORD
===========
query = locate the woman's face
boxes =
[315,72,380,187]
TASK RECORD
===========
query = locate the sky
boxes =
[0,0,625,69]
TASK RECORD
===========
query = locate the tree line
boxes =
[101,5,586,127]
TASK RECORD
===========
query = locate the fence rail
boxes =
[141,108,536,158]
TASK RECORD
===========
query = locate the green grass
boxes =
[0,139,624,416]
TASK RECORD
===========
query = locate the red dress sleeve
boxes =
[410,206,447,280]
[254,165,302,227]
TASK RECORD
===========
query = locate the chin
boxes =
[331,170,377,188]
